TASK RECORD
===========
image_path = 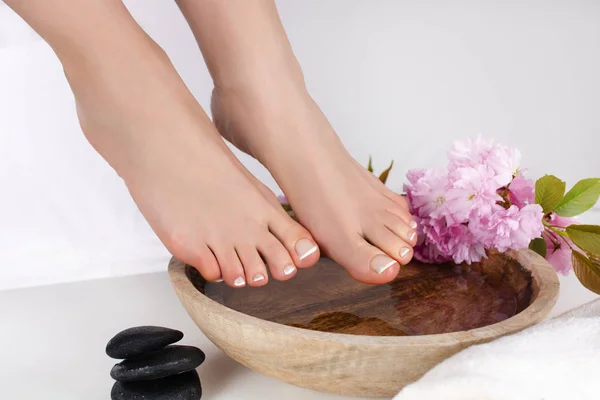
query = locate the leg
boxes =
[5,0,319,287]
[176,0,416,284]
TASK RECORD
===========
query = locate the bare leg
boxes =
[177,0,416,284]
[5,0,320,287]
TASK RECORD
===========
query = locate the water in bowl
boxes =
[194,256,532,336]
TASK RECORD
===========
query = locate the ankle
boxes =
[61,34,169,84]
[212,53,307,96]
[213,75,313,122]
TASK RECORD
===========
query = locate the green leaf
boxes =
[572,250,600,294]
[566,224,600,255]
[529,237,547,258]
[367,156,374,173]
[554,178,600,217]
[534,175,566,214]
[378,160,394,185]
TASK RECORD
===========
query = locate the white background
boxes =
[1,0,599,290]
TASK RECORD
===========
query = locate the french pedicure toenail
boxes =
[409,220,418,229]
[400,247,411,258]
[233,276,246,287]
[295,238,318,261]
[215,278,224,283]
[252,273,265,283]
[370,254,399,274]
[408,231,416,242]
[283,265,297,276]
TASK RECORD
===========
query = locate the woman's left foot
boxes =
[211,84,417,285]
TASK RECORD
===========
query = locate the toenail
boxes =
[400,247,411,258]
[252,273,265,282]
[408,231,416,242]
[233,276,246,287]
[370,254,399,274]
[409,220,418,229]
[283,264,297,276]
[295,238,318,261]
[215,278,224,283]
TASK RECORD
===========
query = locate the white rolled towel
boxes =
[395,298,600,400]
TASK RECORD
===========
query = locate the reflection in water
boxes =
[191,256,532,336]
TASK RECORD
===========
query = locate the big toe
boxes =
[326,236,401,285]
[268,211,320,268]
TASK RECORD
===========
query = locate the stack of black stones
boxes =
[107,326,204,399]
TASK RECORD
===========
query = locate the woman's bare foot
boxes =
[212,85,417,285]
[173,0,416,285]
[62,35,319,288]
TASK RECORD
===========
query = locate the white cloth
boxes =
[394,298,600,400]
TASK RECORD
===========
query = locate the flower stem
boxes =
[549,227,569,237]
[544,223,568,230]
[542,220,570,237]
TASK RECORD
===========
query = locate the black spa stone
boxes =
[111,345,206,382]
[111,370,202,400]
[106,326,184,359]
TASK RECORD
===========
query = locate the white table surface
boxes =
[1,269,597,400]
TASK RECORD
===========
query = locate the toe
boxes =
[361,162,409,209]
[268,213,320,268]
[235,245,269,287]
[364,224,414,266]
[183,245,222,282]
[383,212,418,246]
[212,247,247,288]
[386,200,416,227]
[383,189,410,209]
[258,234,298,281]
[326,235,401,284]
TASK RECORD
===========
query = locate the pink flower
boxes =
[549,213,576,230]
[544,214,577,275]
[467,204,543,253]
[404,169,426,211]
[545,237,573,275]
[413,241,452,264]
[487,145,522,187]
[447,137,493,169]
[493,204,544,251]
[449,234,487,264]
[514,204,545,245]
[406,138,542,265]
[508,173,535,208]
[413,220,481,264]
[468,205,514,249]
[445,165,503,224]
[448,137,521,187]
[403,168,449,219]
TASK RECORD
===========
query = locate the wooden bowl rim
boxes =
[169,249,559,346]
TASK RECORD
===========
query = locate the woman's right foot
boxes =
[173,0,416,285]
[62,35,319,288]
[211,85,417,285]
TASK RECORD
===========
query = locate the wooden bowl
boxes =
[169,249,559,397]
